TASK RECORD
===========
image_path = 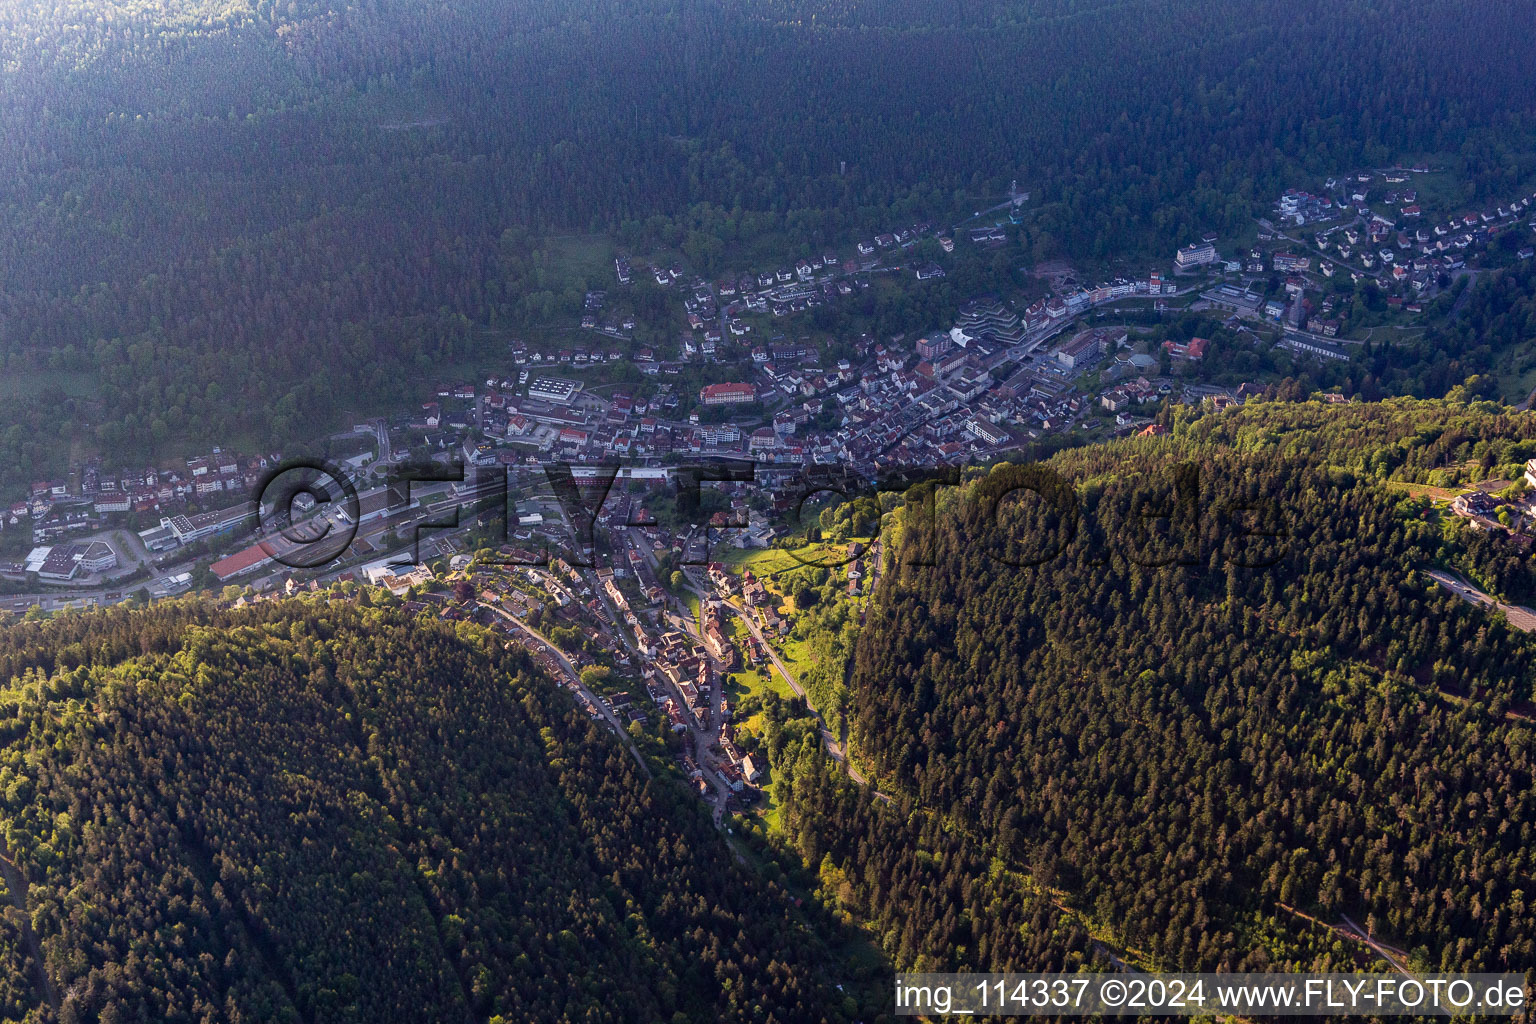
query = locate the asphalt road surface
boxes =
[1426,568,1536,631]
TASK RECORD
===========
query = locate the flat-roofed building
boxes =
[527,377,582,404]
[1200,284,1262,314]
[1053,327,1124,370]
[33,540,117,581]
[1055,331,1103,369]
[78,541,117,573]
[1278,336,1348,361]
[1175,241,1217,268]
[161,504,252,545]
[138,521,181,552]
[966,418,1011,446]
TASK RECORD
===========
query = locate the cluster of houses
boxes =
[7,209,1203,548]
[505,341,629,372]
[2,449,284,552]
[577,290,638,340]
[459,567,645,724]
[1170,170,1536,352]
[1305,174,1536,290]
[1099,376,1165,415]
[403,266,1214,485]
[638,627,716,732]
[709,564,791,631]
[614,221,956,359]
[679,728,763,798]
[626,587,766,797]
[685,262,857,327]
[1276,188,1337,226]
[9,201,1294,591]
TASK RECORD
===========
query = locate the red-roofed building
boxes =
[211,542,276,581]
[1162,336,1209,361]
[698,382,756,406]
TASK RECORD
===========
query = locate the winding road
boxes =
[482,602,652,777]
[1425,568,1536,632]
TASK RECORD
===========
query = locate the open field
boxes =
[1382,480,1462,501]
[754,779,783,832]
[774,636,817,682]
[720,538,874,579]
[542,234,618,285]
[1494,346,1536,404]
[726,664,785,736]
[725,618,794,735]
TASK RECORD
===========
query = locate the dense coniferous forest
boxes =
[7,0,1536,1009]
[2,0,1536,486]
[759,691,1097,976]
[4,406,1536,1013]
[773,399,1536,977]
[0,601,860,1023]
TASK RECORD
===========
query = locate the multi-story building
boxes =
[698,383,756,406]
[1175,241,1217,269]
[1054,330,1105,370]
[916,335,952,361]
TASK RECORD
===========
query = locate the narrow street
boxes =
[481,602,651,777]
[685,565,889,800]
[718,593,871,784]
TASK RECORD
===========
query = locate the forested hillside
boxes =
[3,0,1535,485]
[0,601,861,1023]
[775,398,1536,976]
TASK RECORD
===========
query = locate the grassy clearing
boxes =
[775,636,817,682]
[755,781,784,832]
[718,545,801,575]
[542,234,616,285]
[727,668,773,734]
[1494,353,1536,404]
[717,231,813,271]
[1408,170,1471,214]
[1382,480,1462,501]
[725,618,794,735]
[721,538,872,580]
